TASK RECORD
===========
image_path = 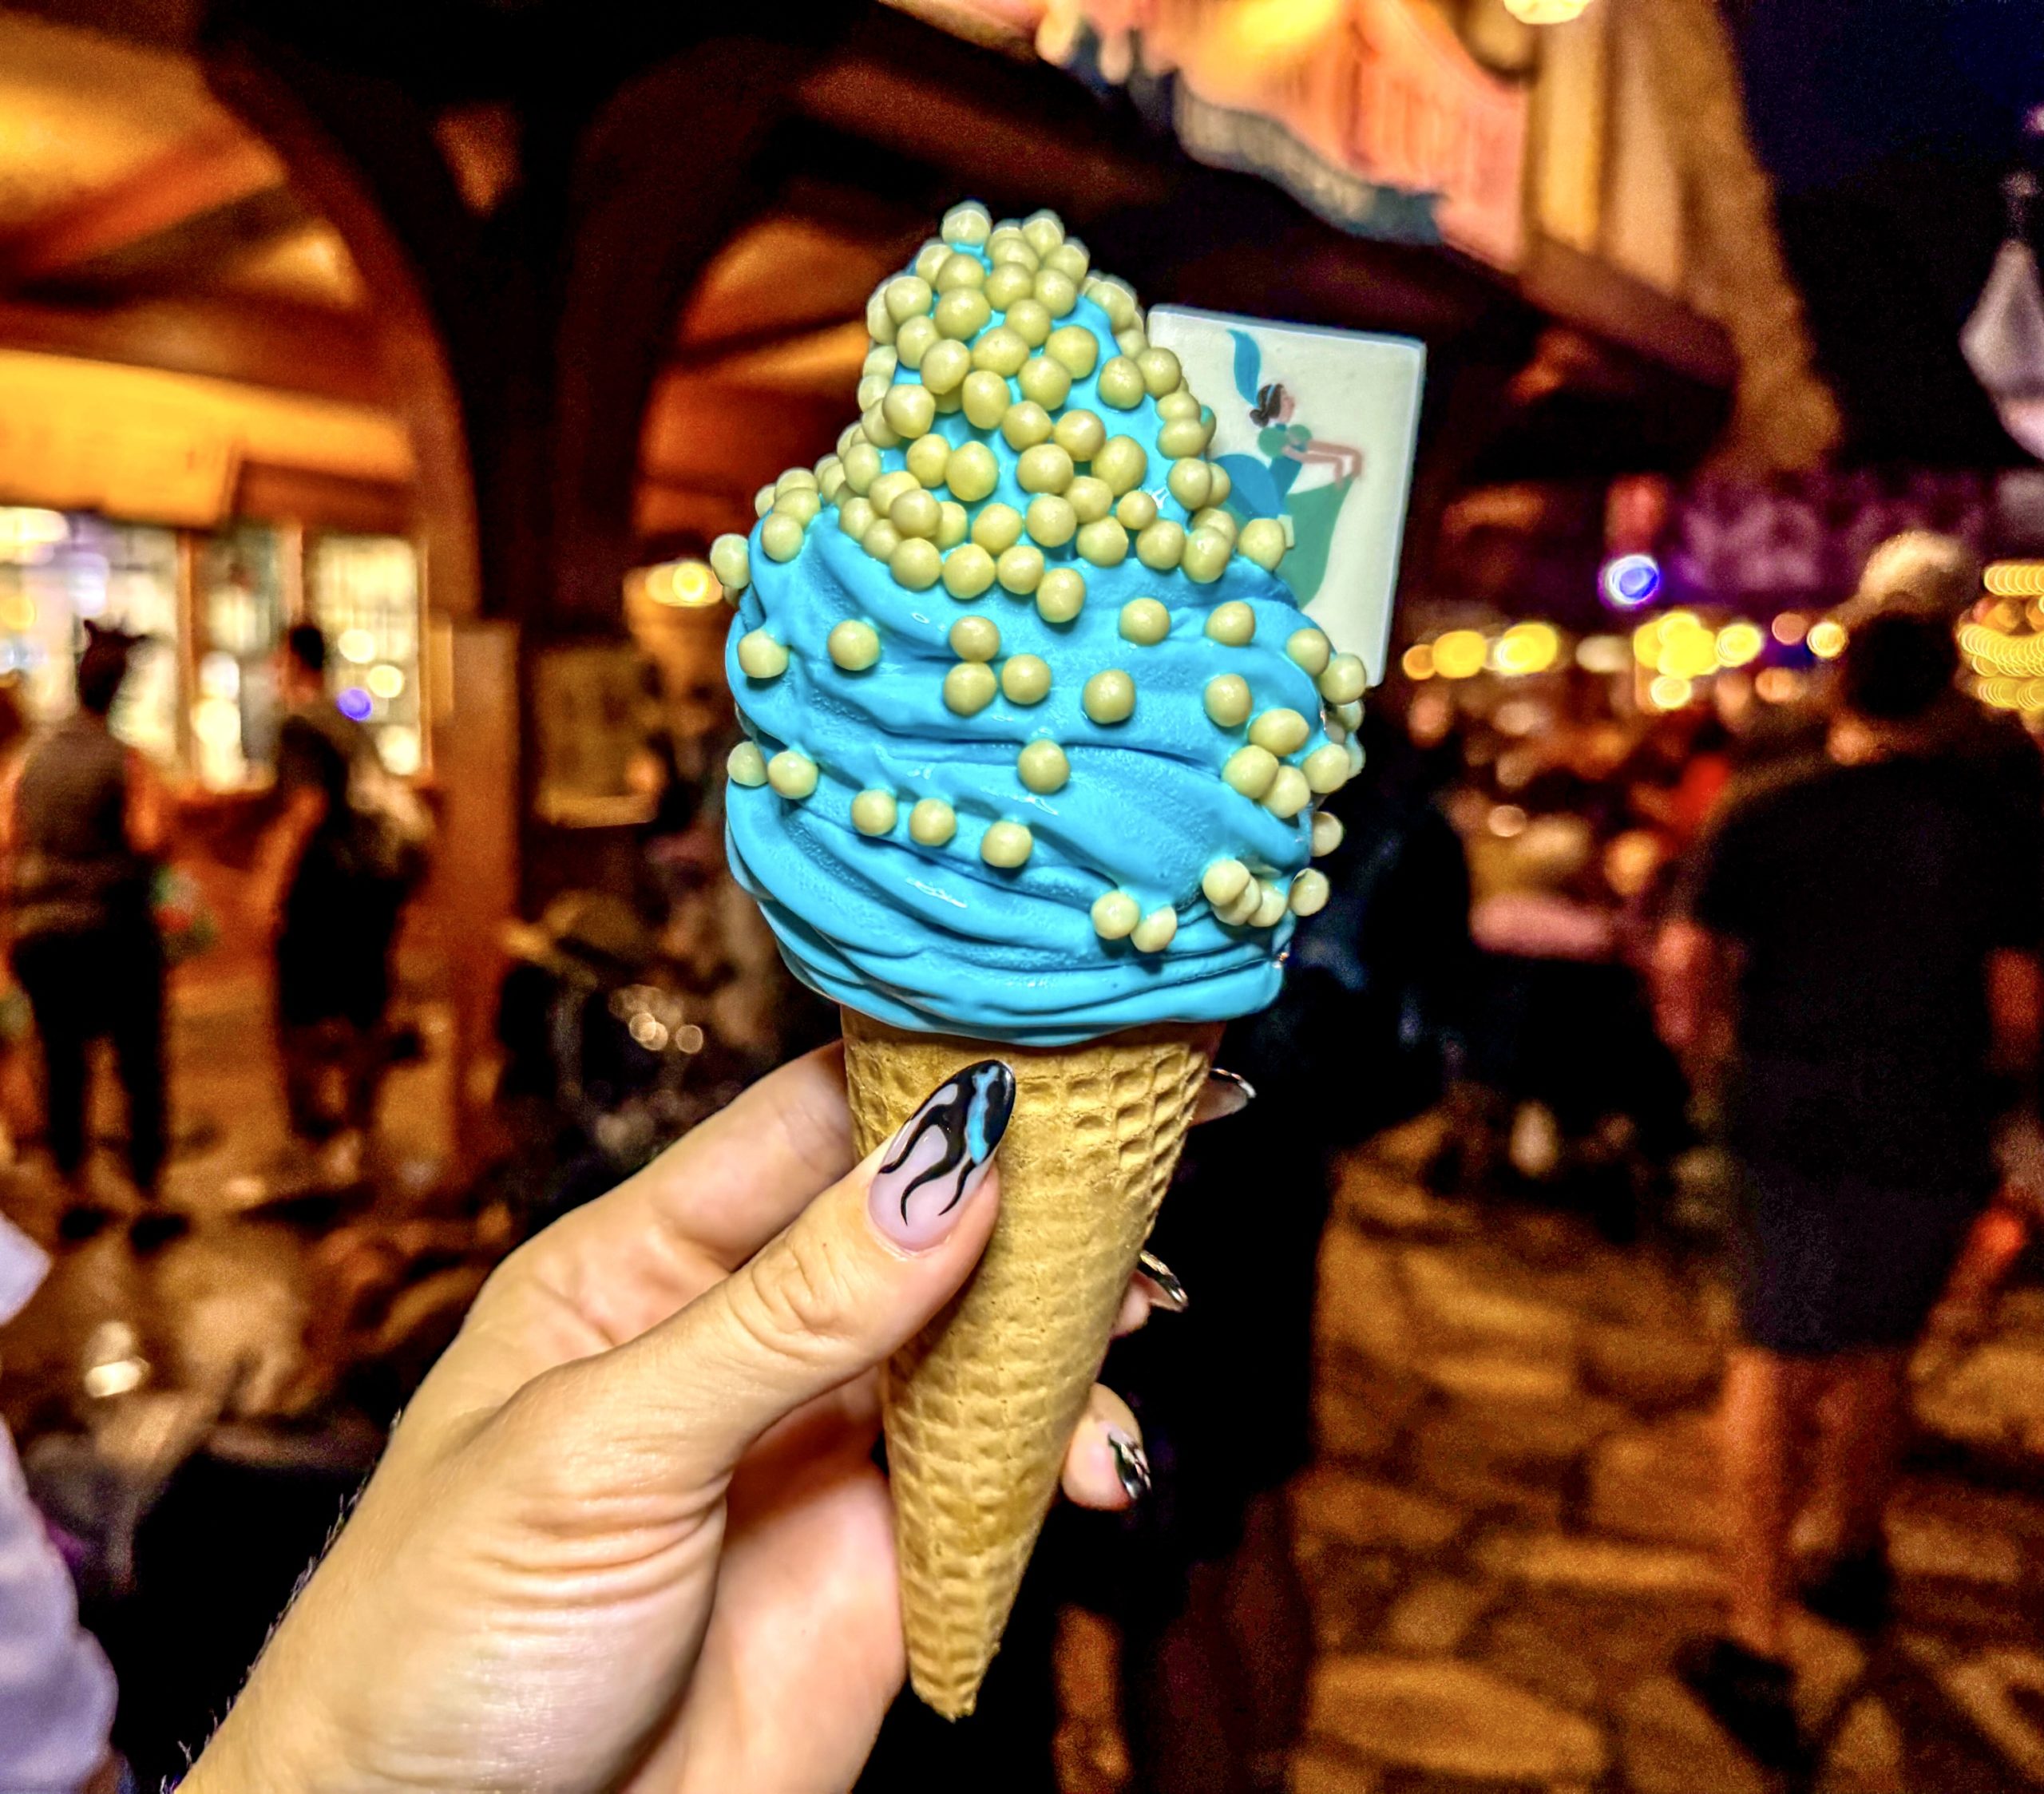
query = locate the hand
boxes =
[185,1046,1156,1794]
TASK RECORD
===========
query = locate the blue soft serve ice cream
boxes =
[715,203,1365,1045]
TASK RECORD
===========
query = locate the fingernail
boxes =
[1107,1429,1151,1502]
[869,1059,1016,1250]
[1138,1250,1189,1313]
[1192,1067,1257,1127]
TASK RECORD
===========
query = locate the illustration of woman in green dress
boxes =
[1216,327,1363,608]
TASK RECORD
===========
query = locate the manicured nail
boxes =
[1137,1250,1188,1313]
[1107,1429,1151,1502]
[869,1060,1016,1250]
[1192,1067,1257,1127]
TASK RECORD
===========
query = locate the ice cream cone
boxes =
[842,1007,1216,1718]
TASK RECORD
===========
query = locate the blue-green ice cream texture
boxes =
[715,202,1366,1046]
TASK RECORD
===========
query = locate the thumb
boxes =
[551,1059,1016,1491]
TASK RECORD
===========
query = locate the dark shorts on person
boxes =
[1733,1159,1987,1356]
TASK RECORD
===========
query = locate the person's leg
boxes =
[109,930,168,1196]
[16,936,90,1183]
[1221,1489,1313,1788]
[1801,1349,1909,1631]
[1721,1345,1829,1657]
[1126,1561,1256,1794]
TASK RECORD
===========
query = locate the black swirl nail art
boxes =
[1107,1430,1151,1502]
[869,1059,1016,1248]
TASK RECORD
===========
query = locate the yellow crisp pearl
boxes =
[838,496,875,542]
[1131,907,1178,953]
[776,465,818,496]
[980,820,1034,868]
[1017,355,1070,409]
[937,501,969,548]
[1208,462,1232,505]
[862,345,897,379]
[1119,598,1171,645]
[945,662,997,715]
[1083,669,1135,724]
[1217,881,1262,927]
[997,545,1045,593]
[1204,674,1252,727]
[1022,210,1064,255]
[1206,600,1256,645]
[727,741,768,786]
[984,262,1034,310]
[989,232,1035,271]
[1036,567,1086,623]
[1222,745,1278,798]
[885,275,933,323]
[1335,699,1363,730]
[866,291,895,345]
[1236,517,1285,572]
[1045,240,1089,281]
[1313,811,1345,857]
[819,462,846,503]
[1289,869,1330,917]
[973,502,1024,554]
[1262,764,1310,818]
[1303,743,1350,794]
[1097,355,1145,410]
[942,543,996,600]
[774,488,820,526]
[869,469,917,515]
[936,251,984,292]
[1094,436,1149,494]
[829,620,881,670]
[1116,325,1147,358]
[1115,490,1159,531]
[710,533,751,592]
[1026,494,1076,547]
[1183,529,1231,584]
[972,327,1028,376]
[883,383,936,439]
[1319,654,1366,703]
[861,520,901,563]
[851,790,898,836]
[1017,739,1069,793]
[1250,707,1309,754]
[1002,402,1056,451]
[1202,858,1251,905]
[942,200,991,245]
[1157,417,1210,460]
[935,289,992,340]
[1046,325,1099,378]
[1064,477,1111,525]
[1092,889,1140,939]
[1155,390,1200,422]
[1033,269,1077,317]
[1136,521,1185,570]
[1167,458,1213,510]
[919,338,971,396]
[893,315,938,371]
[759,513,804,562]
[950,616,1000,661]
[961,370,1010,430]
[1052,409,1105,461]
[739,637,785,686]
[891,538,941,590]
[766,750,818,799]
[891,488,941,540]
[1005,298,1053,348]
[1000,654,1052,705]
[1076,518,1129,566]
[946,442,999,504]
[755,484,778,517]
[913,242,949,284]
[1252,881,1289,929]
[909,798,957,846]
[1192,505,1237,541]
[1135,347,1182,397]
[1016,444,1074,494]
[1285,628,1332,676]
[842,442,881,493]
[1085,275,1135,327]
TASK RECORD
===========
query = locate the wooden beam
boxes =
[0,119,285,287]
[0,294,390,406]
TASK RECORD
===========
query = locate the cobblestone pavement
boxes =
[1068,1115,2044,1794]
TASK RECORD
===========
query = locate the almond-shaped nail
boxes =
[1107,1429,1151,1502]
[1138,1250,1188,1313]
[869,1059,1016,1250]
[1191,1067,1257,1127]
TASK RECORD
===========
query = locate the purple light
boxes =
[337,687,374,722]
[1601,552,1662,610]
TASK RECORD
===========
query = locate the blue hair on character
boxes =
[1230,328,1262,406]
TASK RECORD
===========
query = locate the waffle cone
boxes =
[842,1007,1215,1717]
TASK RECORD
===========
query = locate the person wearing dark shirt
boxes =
[255,625,409,1177]
[1658,611,2043,1769]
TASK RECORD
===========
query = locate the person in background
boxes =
[0,1214,126,1794]
[1,626,169,1205]
[252,624,411,1182]
[1658,609,2044,1770]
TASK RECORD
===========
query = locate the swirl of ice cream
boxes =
[717,203,1364,1044]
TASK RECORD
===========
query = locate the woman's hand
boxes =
[186,1046,1151,1794]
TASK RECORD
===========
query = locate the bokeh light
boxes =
[1432,629,1488,679]
[1715,621,1764,667]
[1648,674,1693,710]
[1600,552,1662,610]
[1491,620,1560,675]
[1770,611,1808,646]
[1807,619,1847,659]
[1400,642,1436,680]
